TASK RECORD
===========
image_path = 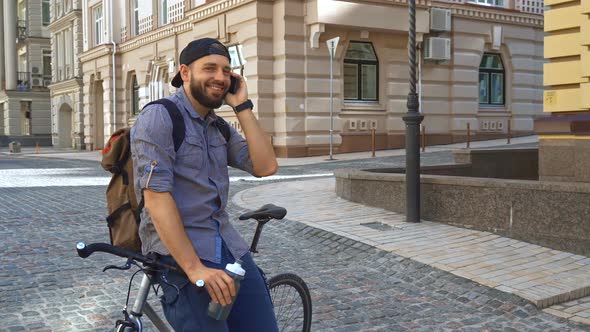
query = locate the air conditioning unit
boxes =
[430,8,452,32]
[32,78,41,86]
[424,37,451,61]
[43,79,52,87]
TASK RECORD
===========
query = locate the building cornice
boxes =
[79,44,114,63]
[432,1,543,27]
[48,78,83,94]
[186,0,256,22]
[47,10,82,32]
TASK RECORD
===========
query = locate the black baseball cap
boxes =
[170,38,231,88]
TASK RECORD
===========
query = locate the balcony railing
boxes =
[121,26,128,42]
[138,15,153,35]
[17,20,27,41]
[17,71,30,91]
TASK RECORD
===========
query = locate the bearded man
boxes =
[131,37,279,332]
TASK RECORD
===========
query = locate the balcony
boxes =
[17,20,27,41]
[17,71,30,91]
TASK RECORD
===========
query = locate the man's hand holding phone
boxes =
[225,73,248,108]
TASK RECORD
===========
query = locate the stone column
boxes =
[3,0,17,90]
[0,2,5,89]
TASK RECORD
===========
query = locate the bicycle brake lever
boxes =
[103,258,134,272]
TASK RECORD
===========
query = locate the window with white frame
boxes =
[133,0,140,36]
[470,0,505,7]
[160,0,169,26]
[344,41,379,101]
[93,5,104,46]
[227,44,246,76]
[42,0,50,25]
[193,0,206,7]
[479,53,505,106]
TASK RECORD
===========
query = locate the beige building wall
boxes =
[0,0,52,146]
[48,0,85,149]
[78,0,543,156]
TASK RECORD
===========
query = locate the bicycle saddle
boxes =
[239,204,287,220]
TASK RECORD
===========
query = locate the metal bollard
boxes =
[371,128,376,158]
[467,122,471,149]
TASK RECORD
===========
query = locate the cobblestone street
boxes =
[0,152,588,331]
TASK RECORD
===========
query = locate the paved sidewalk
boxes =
[233,177,590,326]
[0,135,539,165]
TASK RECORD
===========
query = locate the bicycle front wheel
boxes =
[269,273,312,332]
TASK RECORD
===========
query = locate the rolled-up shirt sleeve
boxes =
[226,125,254,175]
[131,105,176,193]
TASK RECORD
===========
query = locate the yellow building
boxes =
[537,0,590,182]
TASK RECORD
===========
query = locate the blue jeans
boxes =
[156,244,279,332]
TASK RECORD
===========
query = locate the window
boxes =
[160,0,169,25]
[93,5,104,45]
[132,76,141,115]
[42,0,50,25]
[470,0,505,7]
[43,50,52,77]
[479,53,504,106]
[227,44,246,76]
[133,0,140,36]
[344,41,378,101]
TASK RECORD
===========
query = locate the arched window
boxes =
[344,41,379,102]
[479,53,504,106]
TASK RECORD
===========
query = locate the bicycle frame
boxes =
[117,270,170,332]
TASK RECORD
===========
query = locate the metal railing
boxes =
[17,71,30,91]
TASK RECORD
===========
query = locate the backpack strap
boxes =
[213,116,231,143]
[111,132,131,185]
[106,202,132,227]
[144,99,186,152]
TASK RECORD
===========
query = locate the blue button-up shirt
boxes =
[130,87,252,263]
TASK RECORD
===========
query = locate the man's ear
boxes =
[179,64,190,83]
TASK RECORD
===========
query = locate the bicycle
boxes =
[76,204,312,332]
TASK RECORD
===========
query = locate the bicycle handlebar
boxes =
[76,242,179,271]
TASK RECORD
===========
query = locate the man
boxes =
[131,38,279,331]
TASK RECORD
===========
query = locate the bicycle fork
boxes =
[118,272,171,332]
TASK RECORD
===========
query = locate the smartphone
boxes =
[229,76,239,94]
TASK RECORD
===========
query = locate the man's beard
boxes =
[189,76,225,109]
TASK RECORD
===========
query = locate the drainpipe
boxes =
[109,0,116,132]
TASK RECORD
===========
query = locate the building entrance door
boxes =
[58,103,73,148]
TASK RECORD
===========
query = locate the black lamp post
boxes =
[403,0,424,223]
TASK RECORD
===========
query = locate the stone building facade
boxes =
[47,0,85,149]
[0,0,52,147]
[77,0,543,156]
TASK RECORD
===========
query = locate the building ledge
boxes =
[47,10,82,31]
[48,78,83,92]
[79,44,114,63]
